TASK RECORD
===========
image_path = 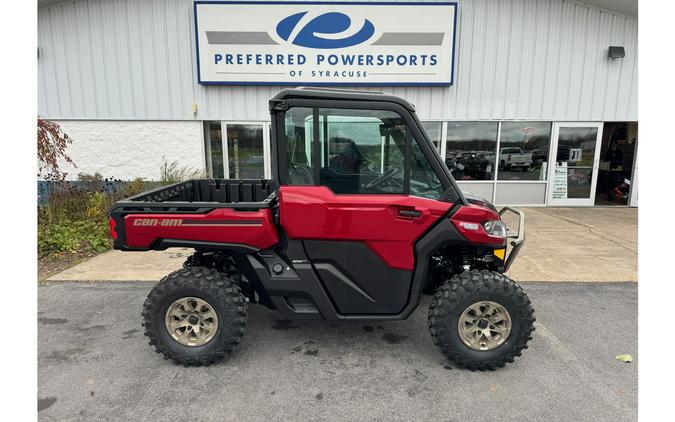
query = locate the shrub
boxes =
[38,219,110,256]
[38,154,200,259]
[37,176,152,258]
[160,156,206,185]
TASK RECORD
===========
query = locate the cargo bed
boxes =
[111,179,277,212]
[109,179,280,252]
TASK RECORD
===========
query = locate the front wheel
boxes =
[428,270,535,370]
[142,267,247,366]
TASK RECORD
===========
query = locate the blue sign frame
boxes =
[193,1,458,86]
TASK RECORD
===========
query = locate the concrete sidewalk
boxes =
[47,207,637,283]
[504,207,637,282]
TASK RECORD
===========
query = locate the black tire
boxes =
[142,267,247,366]
[428,270,535,370]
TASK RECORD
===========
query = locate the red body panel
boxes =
[279,186,452,270]
[123,208,279,250]
[450,204,506,246]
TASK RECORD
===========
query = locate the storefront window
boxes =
[226,124,265,179]
[421,121,443,152]
[205,122,224,179]
[445,122,498,180]
[498,122,552,181]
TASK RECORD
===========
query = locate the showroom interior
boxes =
[203,119,638,206]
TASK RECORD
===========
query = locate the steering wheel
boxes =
[364,167,403,190]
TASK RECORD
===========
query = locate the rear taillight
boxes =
[109,218,118,240]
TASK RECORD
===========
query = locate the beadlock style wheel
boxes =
[429,270,534,370]
[457,301,512,351]
[164,296,219,347]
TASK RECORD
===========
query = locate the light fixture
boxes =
[608,46,625,59]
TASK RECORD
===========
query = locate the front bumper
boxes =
[498,206,525,271]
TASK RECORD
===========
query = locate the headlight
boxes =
[483,220,507,238]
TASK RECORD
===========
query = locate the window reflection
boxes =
[554,127,598,199]
[498,122,552,181]
[421,121,443,152]
[227,124,265,179]
[205,122,224,179]
[284,107,314,185]
[445,122,498,181]
[318,108,406,194]
[410,135,444,199]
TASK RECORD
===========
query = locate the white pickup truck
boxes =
[499,147,533,171]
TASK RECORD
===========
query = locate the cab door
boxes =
[278,105,452,315]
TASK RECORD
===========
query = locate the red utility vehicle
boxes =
[109,88,534,370]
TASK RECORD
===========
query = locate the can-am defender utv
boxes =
[109,88,534,370]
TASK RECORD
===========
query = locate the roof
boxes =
[272,87,416,111]
[39,0,637,17]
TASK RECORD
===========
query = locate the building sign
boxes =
[194,1,458,85]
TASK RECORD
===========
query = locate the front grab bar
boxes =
[498,207,525,271]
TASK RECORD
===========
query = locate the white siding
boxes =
[38,0,638,122]
[456,182,494,202]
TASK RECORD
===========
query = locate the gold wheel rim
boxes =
[164,297,219,347]
[457,301,512,351]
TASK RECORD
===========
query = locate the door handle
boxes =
[398,209,422,218]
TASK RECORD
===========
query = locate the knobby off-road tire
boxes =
[428,270,535,371]
[142,267,247,366]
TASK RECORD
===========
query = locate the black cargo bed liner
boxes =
[110,179,277,214]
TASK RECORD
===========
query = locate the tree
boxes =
[37,118,76,180]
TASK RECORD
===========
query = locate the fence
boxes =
[38,180,162,206]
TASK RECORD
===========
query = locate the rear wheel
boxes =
[428,270,535,370]
[142,267,247,366]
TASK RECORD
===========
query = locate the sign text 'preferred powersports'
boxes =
[194,1,458,85]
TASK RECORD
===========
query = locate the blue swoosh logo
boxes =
[276,12,375,49]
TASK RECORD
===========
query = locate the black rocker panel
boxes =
[303,240,412,315]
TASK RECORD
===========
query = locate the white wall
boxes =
[54,120,204,180]
[38,0,638,122]
[456,182,494,203]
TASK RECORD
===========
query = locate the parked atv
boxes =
[109,88,534,370]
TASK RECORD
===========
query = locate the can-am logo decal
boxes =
[131,218,263,227]
[276,12,375,49]
[133,218,183,227]
[194,2,457,85]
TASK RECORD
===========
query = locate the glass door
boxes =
[547,122,603,206]
[222,122,271,179]
[204,122,272,179]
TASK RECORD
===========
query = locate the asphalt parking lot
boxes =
[38,281,637,421]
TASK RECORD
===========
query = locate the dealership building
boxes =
[38,0,638,207]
